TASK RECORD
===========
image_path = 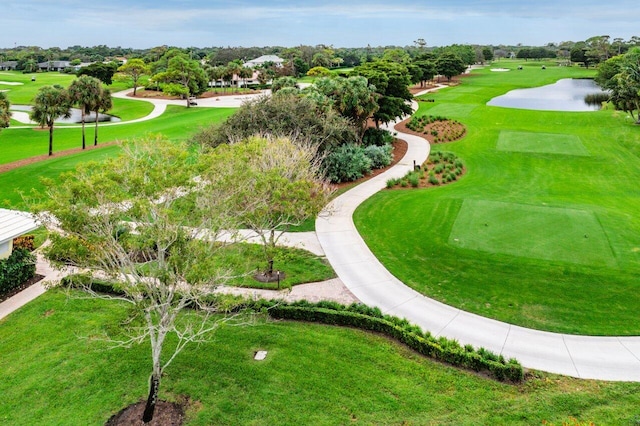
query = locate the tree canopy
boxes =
[117,58,150,96]
[0,92,10,131]
[353,60,412,126]
[597,47,640,123]
[200,92,355,151]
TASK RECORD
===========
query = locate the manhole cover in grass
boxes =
[449,199,615,267]
[497,131,589,156]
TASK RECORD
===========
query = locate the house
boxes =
[0,61,18,71]
[0,209,38,259]
[37,61,95,72]
[244,55,285,68]
[37,60,71,72]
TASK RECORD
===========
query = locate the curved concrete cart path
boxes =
[9,88,268,127]
[316,97,640,382]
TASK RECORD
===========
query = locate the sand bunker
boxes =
[0,81,23,85]
[490,68,510,72]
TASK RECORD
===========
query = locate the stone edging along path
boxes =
[316,92,640,382]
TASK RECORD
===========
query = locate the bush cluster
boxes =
[362,127,395,146]
[323,142,393,183]
[44,234,95,266]
[0,249,36,295]
[13,235,35,251]
[60,275,524,383]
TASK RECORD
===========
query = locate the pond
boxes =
[12,105,120,124]
[487,78,607,112]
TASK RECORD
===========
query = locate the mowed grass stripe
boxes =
[426,103,477,117]
[449,199,616,267]
[497,131,589,156]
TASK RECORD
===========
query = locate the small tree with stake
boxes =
[203,136,333,282]
[33,137,253,423]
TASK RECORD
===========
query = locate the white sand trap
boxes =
[490,68,510,72]
[11,111,34,124]
[0,81,23,85]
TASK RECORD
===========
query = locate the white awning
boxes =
[0,209,39,244]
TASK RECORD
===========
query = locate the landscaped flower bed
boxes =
[386,151,465,189]
[405,115,466,143]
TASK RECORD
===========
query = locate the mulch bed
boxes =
[105,400,185,426]
[394,118,466,144]
[0,274,45,303]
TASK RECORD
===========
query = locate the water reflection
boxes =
[487,79,607,112]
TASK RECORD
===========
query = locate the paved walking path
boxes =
[9,87,266,127]
[0,230,355,322]
[316,90,640,382]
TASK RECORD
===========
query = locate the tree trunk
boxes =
[142,373,160,423]
[48,124,54,156]
[81,110,86,150]
[94,112,99,146]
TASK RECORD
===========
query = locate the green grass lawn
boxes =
[0,106,236,209]
[207,243,335,289]
[355,60,640,335]
[2,290,640,425]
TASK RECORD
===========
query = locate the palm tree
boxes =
[68,75,102,150]
[29,86,71,156]
[239,66,253,90]
[207,66,224,93]
[226,61,242,93]
[92,87,112,146]
[0,92,11,130]
[222,66,234,93]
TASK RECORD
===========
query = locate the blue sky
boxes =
[3,0,637,48]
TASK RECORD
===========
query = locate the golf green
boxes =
[449,199,615,267]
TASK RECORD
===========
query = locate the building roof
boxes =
[244,55,285,67]
[0,209,38,243]
[38,61,71,68]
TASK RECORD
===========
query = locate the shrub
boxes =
[45,234,95,266]
[13,235,35,251]
[323,144,373,183]
[0,249,36,295]
[263,304,524,383]
[363,144,393,169]
[362,128,394,146]
[408,172,420,187]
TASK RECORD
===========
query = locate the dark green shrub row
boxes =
[59,276,523,383]
[0,249,36,295]
[60,273,127,296]
[249,299,523,383]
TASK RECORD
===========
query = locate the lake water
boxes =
[12,105,120,124]
[487,79,607,112]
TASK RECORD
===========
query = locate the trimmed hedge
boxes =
[250,300,524,383]
[0,249,36,295]
[59,275,524,383]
